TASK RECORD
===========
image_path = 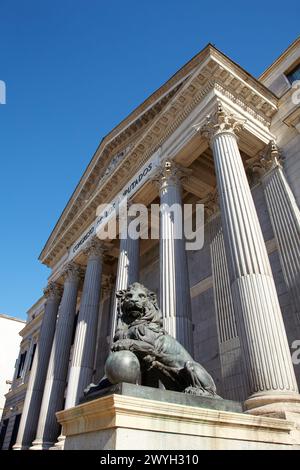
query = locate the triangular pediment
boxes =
[40,44,277,268]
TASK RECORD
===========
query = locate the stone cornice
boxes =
[40,45,279,268]
[208,47,277,108]
[4,382,28,401]
[0,313,25,325]
[259,36,300,82]
[19,310,44,338]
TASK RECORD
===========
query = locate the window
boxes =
[286,63,300,84]
[29,343,37,371]
[16,351,27,378]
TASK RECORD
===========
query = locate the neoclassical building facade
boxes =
[1,37,300,450]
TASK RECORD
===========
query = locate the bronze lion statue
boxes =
[111,282,219,397]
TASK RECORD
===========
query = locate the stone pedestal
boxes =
[56,384,300,450]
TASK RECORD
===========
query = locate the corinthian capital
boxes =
[153,160,191,189]
[195,101,246,143]
[43,282,63,300]
[246,140,283,183]
[84,237,105,258]
[259,140,283,172]
[62,262,83,282]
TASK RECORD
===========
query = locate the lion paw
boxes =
[111,339,132,352]
[184,386,214,397]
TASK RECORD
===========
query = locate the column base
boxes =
[244,391,300,425]
[12,444,29,450]
[30,439,54,450]
[49,434,65,450]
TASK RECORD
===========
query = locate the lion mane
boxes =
[116,282,163,329]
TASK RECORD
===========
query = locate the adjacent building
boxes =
[0,314,25,447]
[1,37,300,450]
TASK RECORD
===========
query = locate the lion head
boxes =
[116,282,162,327]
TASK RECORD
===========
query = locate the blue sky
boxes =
[0,0,299,320]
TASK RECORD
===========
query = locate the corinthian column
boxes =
[198,102,299,414]
[13,282,62,450]
[158,161,193,354]
[209,215,248,402]
[30,263,82,449]
[64,239,104,408]
[110,213,140,340]
[249,141,300,328]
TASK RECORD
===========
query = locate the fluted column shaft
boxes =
[31,264,81,449]
[262,158,300,327]
[209,216,248,401]
[110,217,140,340]
[159,162,193,354]
[202,105,298,399]
[13,283,62,450]
[94,277,114,382]
[64,241,103,408]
